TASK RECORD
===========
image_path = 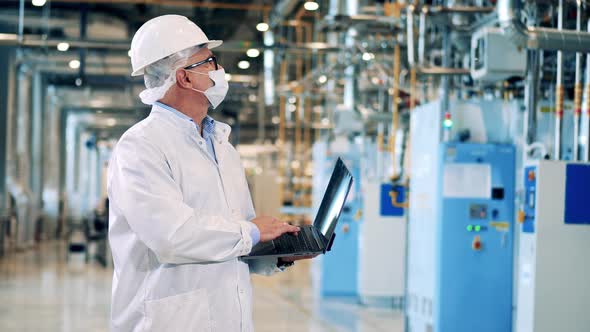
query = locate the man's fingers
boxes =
[282,224,300,234]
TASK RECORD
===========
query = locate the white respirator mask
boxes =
[189,68,229,109]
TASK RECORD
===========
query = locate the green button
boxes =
[467,225,473,232]
[475,225,481,232]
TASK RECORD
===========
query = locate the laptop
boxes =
[243,157,354,259]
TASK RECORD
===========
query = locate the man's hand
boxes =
[280,254,318,263]
[251,216,300,242]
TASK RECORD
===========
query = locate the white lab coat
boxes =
[107,104,280,332]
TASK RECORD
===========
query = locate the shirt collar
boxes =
[154,101,216,135]
[151,103,232,142]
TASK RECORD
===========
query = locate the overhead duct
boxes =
[270,0,302,27]
[497,0,590,52]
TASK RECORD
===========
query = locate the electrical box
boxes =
[471,27,526,82]
[406,141,515,332]
[517,161,590,332]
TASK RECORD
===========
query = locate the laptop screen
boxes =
[313,158,354,239]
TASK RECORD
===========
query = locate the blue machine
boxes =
[318,155,362,297]
[434,143,515,332]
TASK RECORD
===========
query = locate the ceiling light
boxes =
[304,1,319,11]
[225,73,232,81]
[248,94,257,102]
[256,22,269,32]
[362,52,374,61]
[288,104,297,112]
[246,48,260,58]
[69,60,80,69]
[288,96,297,104]
[318,75,327,84]
[32,0,46,7]
[238,60,250,69]
[57,42,70,52]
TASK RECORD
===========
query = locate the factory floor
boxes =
[0,241,403,332]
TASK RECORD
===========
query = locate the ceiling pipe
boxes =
[409,4,494,15]
[270,0,302,27]
[50,0,271,12]
[497,0,590,52]
[0,33,352,54]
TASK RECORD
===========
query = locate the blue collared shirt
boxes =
[154,101,260,245]
[154,101,217,162]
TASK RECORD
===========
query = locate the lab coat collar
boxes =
[150,104,232,143]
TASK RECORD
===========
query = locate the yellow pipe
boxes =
[389,189,409,209]
[574,83,582,116]
[556,84,564,119]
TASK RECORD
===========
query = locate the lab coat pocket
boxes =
[144,288,211,332]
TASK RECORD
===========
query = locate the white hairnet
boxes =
[139,44,204,105]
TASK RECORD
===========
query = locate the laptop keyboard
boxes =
[274,228,319,253]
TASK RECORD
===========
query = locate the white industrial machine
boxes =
[517,160,590,332]
[471,27,527,82]
[358,180,406,308]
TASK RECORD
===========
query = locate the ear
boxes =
[175,69,193,89]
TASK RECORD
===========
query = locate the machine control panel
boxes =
[435,143,515,332]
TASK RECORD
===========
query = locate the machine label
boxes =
[490,221,510,232]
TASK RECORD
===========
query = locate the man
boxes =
[108,15,310,332]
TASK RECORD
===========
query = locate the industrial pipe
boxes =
[277,60,288,205]
[524,49,540,145]
[405,5,470,76]
[554,0,564,160]
[585,20,590,162]
[391,44,401,180]
[56,0,272,12]
[409,4,494,15]
[294,26,304,207]
[497,0,590,52]
[573,1,582,160]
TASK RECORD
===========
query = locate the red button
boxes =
[528,170,535,181]
[472,236,482,251]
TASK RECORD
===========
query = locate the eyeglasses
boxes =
[184,56,218,71]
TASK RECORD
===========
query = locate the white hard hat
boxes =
[130,15,222,77]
